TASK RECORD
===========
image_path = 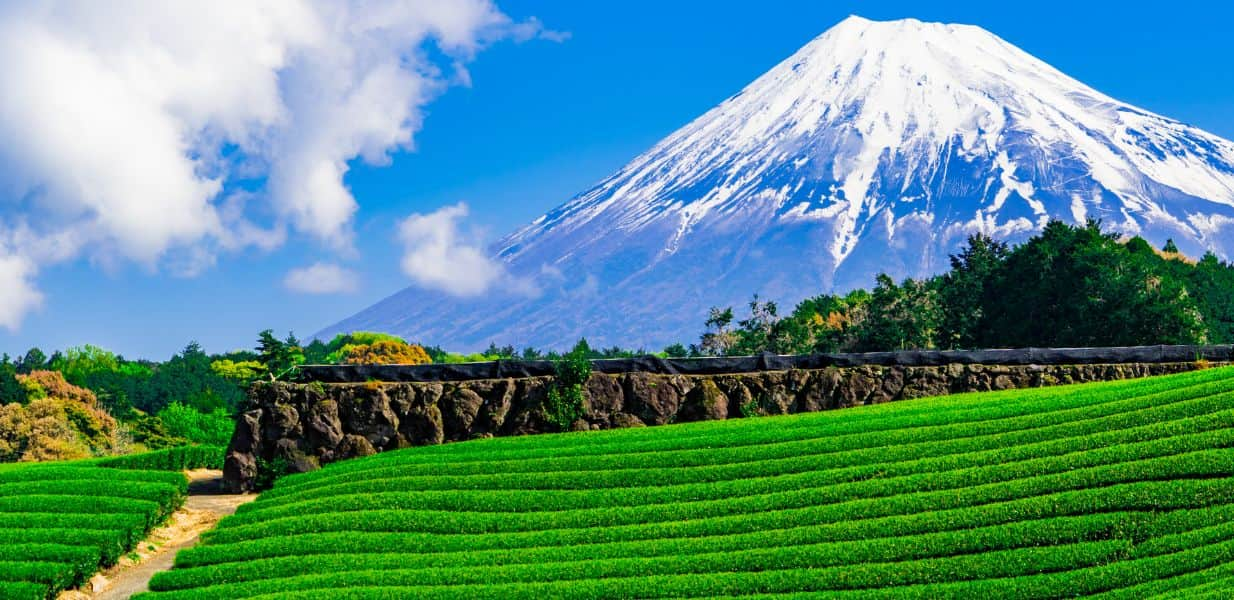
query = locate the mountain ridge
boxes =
[321,15,1234,350]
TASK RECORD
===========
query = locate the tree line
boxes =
[5,220,1231,461]
[679,220,1234,357]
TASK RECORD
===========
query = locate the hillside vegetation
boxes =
[0,446,222,599]
[141,367,1234,599]
[685,222,1234,358]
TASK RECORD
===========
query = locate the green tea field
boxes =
[143,367,1234,599]
[0,446,222,599]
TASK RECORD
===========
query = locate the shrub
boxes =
[0,582,48,600]
[0,398,118,462]
[209,359,266,385]
[0,514,147,547]
[253,456,291,491]
[123,411,190,451]
[0,529,125,566]
[0,370,120,462]
[321,332,409,364]
[156,403,233,446]
[341,341,431,366]
[739,399,759,418]
[96,446,225,471]
[543,346,591,431]
[16,370,98,406]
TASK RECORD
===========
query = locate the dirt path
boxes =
[59,469,256,600]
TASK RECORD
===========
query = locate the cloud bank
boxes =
[398,203,512,297]
[0,0,552,325]
[0,256,42,332]
[284,262,359,295]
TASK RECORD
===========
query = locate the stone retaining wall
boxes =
[224,361,1218,490]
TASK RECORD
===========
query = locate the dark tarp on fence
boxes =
[297,345,1234,384]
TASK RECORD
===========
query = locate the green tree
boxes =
[49,345,119,385]
[135,342,244,414]
[570,337,594,358]
[1190,252,1234,344]
[699,307,737,356]
[302,339,329,365]
[257,330,305,379]
[686,221,1226,353]
[0,357,25,405]
[854,275,940,351]
[101,361,154,415]
[733,295,788,355]
[779,289,871,354]
[978,221,1205,347]
[519,347,546,360]
[16,348,46,374]
[483,343,516,359]
[937,234,1009,349]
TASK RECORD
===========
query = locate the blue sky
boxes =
[1,0,1232,360]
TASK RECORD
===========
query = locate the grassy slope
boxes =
[0,447,222,600]
[142,368,1234,599]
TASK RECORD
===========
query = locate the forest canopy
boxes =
[684,220,1234,357]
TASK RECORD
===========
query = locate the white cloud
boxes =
[0,0,558,326]
[0,255,42,331]
[398,202,511,297]
[284,262,359,295]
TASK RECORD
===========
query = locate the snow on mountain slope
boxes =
[321,15,1234,351]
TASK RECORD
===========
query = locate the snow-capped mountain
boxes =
[322,15,1234,351]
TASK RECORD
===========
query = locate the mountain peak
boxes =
[830,14,937,27]
[324,17,1234,352]
[830,14,877,28]
[822,14,978,40]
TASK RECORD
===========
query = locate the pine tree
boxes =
[16,347,46,374]
[937,234,1009,349]
[0,356,26,405]
[257,330,303,379]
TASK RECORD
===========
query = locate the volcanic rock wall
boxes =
[223,361,1218,491]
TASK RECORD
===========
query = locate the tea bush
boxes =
[144,368,1234,599]
[0,450,192,597]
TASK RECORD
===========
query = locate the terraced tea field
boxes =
[144,367,1234,599]
[0,446,222,599]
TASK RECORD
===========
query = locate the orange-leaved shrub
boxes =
[18,368,99,405]
[342,340,432,366]
[0,370,119,462]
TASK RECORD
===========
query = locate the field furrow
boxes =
[0,446,222,598]
[137,368,1234,599]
